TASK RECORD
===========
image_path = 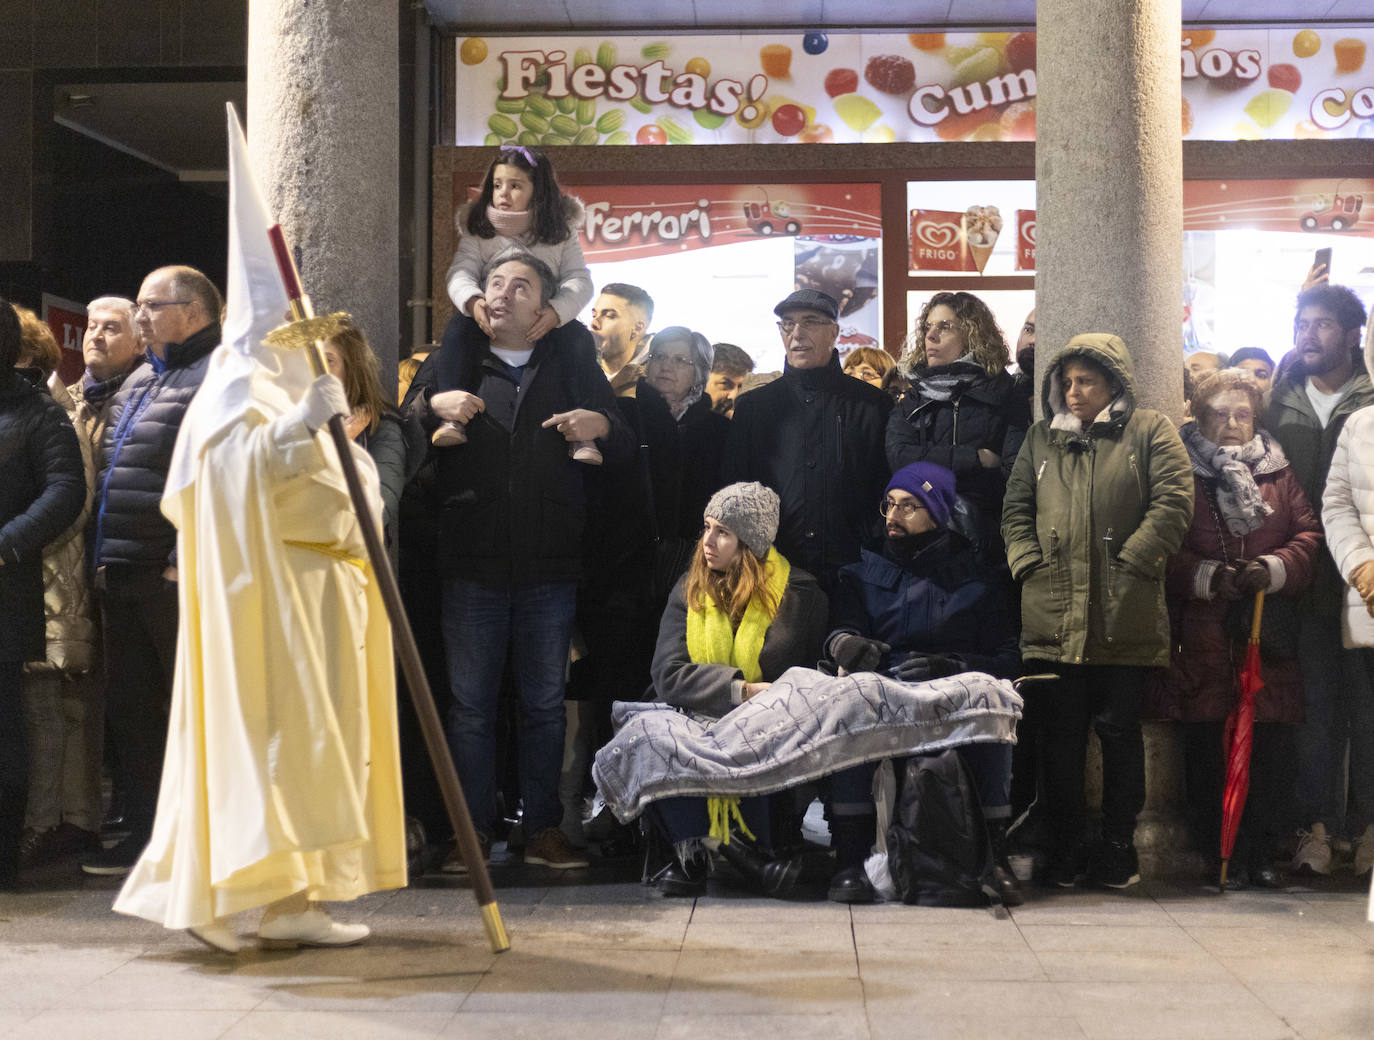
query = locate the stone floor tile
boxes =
[517,901,691,949]
[656,1012,870,1039]
[853,919,1029,951]
[860,948,1046,984]
[665,950,862,1015]
[1007,891,1175,927]
[848,903,1004,925]
[0,945,151,1010]
[1039,948,1235,983]
[441,1013,658,1039]
[869,1012,1087,1039]
[1075,1006,1297,1040]
[861,978,1068,1017]
[1214,952,1374,988]
[1185,921,1371,957]
[683,917,855,953]
[5,1009,249,1040]
[1052,979,1276,1014]
[685,898,852,923]
[1246,981,1374,1040]
[459,947,676,1017]
[222,1010,453,1039]
[1017,924,1200,953]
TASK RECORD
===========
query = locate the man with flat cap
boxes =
[723,289,891,593]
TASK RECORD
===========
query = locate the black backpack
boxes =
[886,750,999,906]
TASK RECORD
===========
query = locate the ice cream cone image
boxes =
[964,205,1003,274]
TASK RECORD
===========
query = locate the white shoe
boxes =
[1352,824,1374,877]
[1291,823,1333,876]
[187,922,242,954]
[258,904,370,949]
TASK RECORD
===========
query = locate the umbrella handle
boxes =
[1249,588,1266,643]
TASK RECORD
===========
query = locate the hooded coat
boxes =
[1321,329,1374,649]
[1001,334,1194,667]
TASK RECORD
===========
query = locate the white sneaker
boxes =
[1352,824,1374,877]
[1291,823,1333,876]
[187,921,241,954]
[258,904,370,949]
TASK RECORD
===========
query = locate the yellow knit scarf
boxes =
[685,546,790,684]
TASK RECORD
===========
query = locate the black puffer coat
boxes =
[93,324,220,569]
[0,374,85,661]
[886,365,1030,556]
[723,353,892,592]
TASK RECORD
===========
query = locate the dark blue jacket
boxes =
[828,528,1020,678]
[94,324,220,570]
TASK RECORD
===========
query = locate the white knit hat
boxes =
[704,481,780,558]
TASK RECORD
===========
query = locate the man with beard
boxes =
[589,283,652,397]
[1265,284,1374,876]
[704,342,755,419]
[826,461,1023,905]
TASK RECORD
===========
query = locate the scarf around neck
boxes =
[685,547,790,683]
[913,355,980,401]
[1179,422,1275,536]
[486,206,532,237]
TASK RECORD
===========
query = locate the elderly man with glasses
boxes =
[722,288,891,595]
[83,266,223,877]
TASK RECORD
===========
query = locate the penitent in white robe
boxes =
[113,382,407,929]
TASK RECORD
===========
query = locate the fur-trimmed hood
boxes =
[1042,332,1137,436]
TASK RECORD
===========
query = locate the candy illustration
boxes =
[1000,101,1036,140]
[735,99,771,129]
[803,33,829,55]
[772,103,806,137]
[761,44,793,78]
[862,124,896,144]
[1184,29,1216,49]
[864,54,916,95]
[577,98,597,125]
[1006,32,1037,73]
[694,109,727,130]
[953,47,1004,87]
[799,124,834,143]
[1293,30,1321,58]
[824,68,860,97]
[833,92,881,131]
[636,124,667,145]
[642,42,671,61]
[597,42,617,72]
[1335,38,1366,73]
[1268,64,1301,92]
[488,114,518,137]
[573,127,599,146]
[460,37,487,65]
[909,33,945,51]
[1244,89,1292,128]
[658,117,693,144]
[595,111,625,133]
[686,57,711,78]
[605,130,631,145]
[1181,97,1194,136]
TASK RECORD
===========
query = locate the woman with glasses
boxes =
[887,292,1030,563]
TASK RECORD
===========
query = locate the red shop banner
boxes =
[42,293,87,385]
[1015,209,1036,270]
[1183,178,1373,236]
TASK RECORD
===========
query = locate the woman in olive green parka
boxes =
[1002,333,1193,889]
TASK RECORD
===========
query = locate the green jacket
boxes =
[1001,334,1194,667]
[1264,366,1374,613]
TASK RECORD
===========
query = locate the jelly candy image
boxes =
[686,57,711,78]
[526,95,557,119]
[596,111,625,133]
[540,134,573,146]
[597,42,617,72]
[865,54,916,95]
[556,95,577,115]
[761,44,793,78]
[824,68,860,97]
[460,37,487,65]
[953,47,1004,87]
[1181,97,1194,136]
[968,123,1004,142]
[977,33,1013,52]
[1335,38,1366,73]
[862,124,896,144]
[799,123,834,143]
[1293,30,1321,58]
[658,117,692,144]
[909,33,945,51]
[833,92,881,131]
[1231,121,1262,140]
[771,94,816,126]
[736,99,771,129]
[1268,64,1301,92]
[803,33,829,56]
[1184,29,1216,49]
[605,130,631,145]
[935,109,998,141]
[573,48,594,68]
[1006,32,1037,73]
[641,42,671,61]
[772,103,806,137]
[636,124,667,145]
[1293,120,1326,139]
[1000,101,1036,140]
[1244,89,1292,128]
[577,98,597,125]
[694,109,727,130]
[573,127,599,146]
[483,132,502,146]
[488,114,518,138]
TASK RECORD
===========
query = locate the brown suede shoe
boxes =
[524,827,590,869]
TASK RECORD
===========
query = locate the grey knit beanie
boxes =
[704,481,780,559]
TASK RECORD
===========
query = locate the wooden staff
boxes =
[265,225,509,953]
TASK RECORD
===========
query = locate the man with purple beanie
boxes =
[825,461,1024,904]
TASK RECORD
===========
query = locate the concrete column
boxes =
[247,0,399,388]
[1036,0,1195,878]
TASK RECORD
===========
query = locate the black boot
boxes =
[653,842,708,897]
[714,836,804,898]
[827,813,876,904]
[986,819,1024,907]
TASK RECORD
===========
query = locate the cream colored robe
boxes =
[114,384,406,928]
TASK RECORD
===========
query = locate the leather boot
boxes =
[715,836,804,898]
[986,818,1024,907]
[828,813,876,903]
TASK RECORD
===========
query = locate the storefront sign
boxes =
[456,28,1374,146]
[1183,178,1373,236]
[41,293,87,385]
[1015,210,1036,270]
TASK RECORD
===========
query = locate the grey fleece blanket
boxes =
[592,666,1022,822]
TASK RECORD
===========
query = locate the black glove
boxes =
[830,633,890,674]
[1235,559,1271,594]
[890,652,962,683]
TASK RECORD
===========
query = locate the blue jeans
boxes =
[1294,613,1374,835]
[441,580,577,837]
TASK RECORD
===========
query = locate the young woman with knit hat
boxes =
[642,481,887,901]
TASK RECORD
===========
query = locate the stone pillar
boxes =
[1036,0,1195,877]
[247,0,399,388]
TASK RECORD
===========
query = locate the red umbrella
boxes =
[1219,589,1265,891]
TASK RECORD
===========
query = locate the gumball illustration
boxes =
[803,32,829,55]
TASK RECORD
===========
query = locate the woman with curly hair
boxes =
[886,292,1030,562]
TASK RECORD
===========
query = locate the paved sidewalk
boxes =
[1,861,1371,1040]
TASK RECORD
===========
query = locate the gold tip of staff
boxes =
[481,902,511,952]
[265,312,351,351]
